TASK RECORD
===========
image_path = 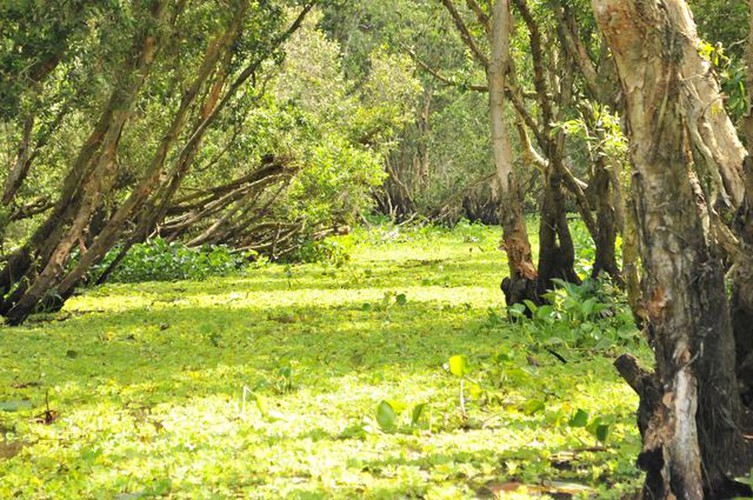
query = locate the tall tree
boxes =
[488,0,538,295]
[438,0,540,305]
[593,0,751,496]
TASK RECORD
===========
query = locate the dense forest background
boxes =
[3,0,753,497]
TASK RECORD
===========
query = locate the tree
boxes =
[0,1,320,324]
[1,1,414,325]
[593,0,752,496]
[436,0,540,304]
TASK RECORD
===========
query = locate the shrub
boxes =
[93,238,249,283]
[285,238,351,267]
[508,277,640,351]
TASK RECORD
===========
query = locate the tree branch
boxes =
[465,0,490,35]
[405,47,489,91]
[438,0,489,68]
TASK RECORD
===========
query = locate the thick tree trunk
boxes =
[513,0,581,293]
[594,1,749,496]
[732,0,753,408]
[622,189,644,322]
[488,0,538,308]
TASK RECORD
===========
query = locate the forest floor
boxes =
[0,223,648,498]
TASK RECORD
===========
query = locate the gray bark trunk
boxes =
[593,0,747,496]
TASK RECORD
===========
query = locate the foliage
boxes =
[0,222,647,497]
[91,238,249,283]
[0,3,403,312]
[285,238,351,266]
[697,41,750,121]
[505,277,640,351]
[689,0,748,59]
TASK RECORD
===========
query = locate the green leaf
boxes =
[376,400,398,431]
[508,303,526,318]
[411,403,427,425]
[594,424,611,443]
[494,348,514,363]
[535,305,554,320]
[522,299,538,314]
[586,416,614,443]
[385,399,407,414]
[448,355,469,377]
[395,293,407,306]
[580,298,596,317]
[569,409,589,427]
[468,382,483,399]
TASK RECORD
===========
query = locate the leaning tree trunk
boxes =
[0,2,171,322]
[594,0,749,497]
[488,0,539,308]
[46,11,246,309]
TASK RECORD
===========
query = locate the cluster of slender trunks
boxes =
[0,2,316,325]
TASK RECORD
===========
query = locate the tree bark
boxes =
[593,1,749,496]
[488,0,538,306]
[731,0,753,408]
[49,11,246,306]
[590,151,622,284]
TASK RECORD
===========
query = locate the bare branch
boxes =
[405,47,489,91]
[551,0,601,101]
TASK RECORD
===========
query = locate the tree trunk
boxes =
[593,1,749,496]
[49,15,245,306]
[622,188,644,323]
[732,0,753,408]
[513,0,581,293]
[590,152,622,284]
[2,116,35,207]
[0,3,316,322]
[2,1,171,324]
[537,167,580,294]
[488,0,538,308]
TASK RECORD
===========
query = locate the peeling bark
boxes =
[593,0,748,496]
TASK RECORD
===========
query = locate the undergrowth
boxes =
[0,221,649,498]
[90,238,251,283]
